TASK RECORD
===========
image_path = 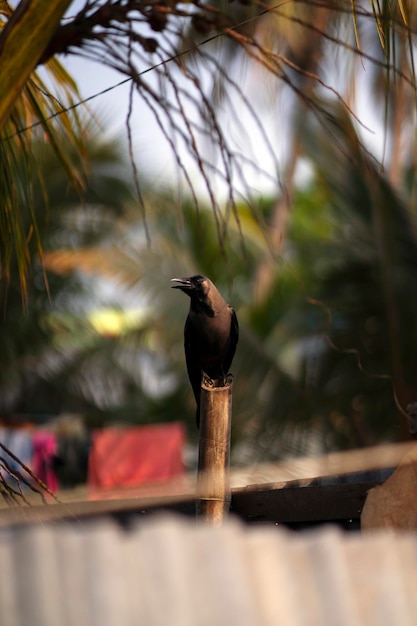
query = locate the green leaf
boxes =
[0,0,72,130]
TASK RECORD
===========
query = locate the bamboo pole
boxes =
[196,375,233,524]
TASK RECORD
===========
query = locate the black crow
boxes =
[171,274,239,427]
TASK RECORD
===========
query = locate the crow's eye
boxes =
[195,277,202,285]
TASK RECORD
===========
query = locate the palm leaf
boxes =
[0,0,90,300]
[0,0,72,129]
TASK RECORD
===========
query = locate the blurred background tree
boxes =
[1,0,417,465]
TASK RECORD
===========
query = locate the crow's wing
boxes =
[183,314,202,405]
[224,306,239,373]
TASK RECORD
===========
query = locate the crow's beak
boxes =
[171,277,193,291]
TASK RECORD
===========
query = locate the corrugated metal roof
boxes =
[0,515,416,626]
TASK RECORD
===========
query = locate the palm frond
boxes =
[0,0,72,129]
[0,64,90,300]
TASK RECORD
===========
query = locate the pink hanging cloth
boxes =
[32,431,58,493]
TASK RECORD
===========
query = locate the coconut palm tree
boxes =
[2,1,417,467]
[2,0,416,298]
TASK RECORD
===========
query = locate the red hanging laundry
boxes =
[88,422,185,490]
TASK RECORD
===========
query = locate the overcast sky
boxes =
[57,1,391,205]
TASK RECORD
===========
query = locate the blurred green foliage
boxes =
[3,100,417,464]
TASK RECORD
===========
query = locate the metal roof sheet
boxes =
[0,515,416,626]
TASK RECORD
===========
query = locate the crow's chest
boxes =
[188,310,231,353]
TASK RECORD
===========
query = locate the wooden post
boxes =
[196,375,233,524]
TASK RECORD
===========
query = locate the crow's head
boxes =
[171,275,210,299]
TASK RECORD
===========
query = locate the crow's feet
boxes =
[202,371,234,389]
